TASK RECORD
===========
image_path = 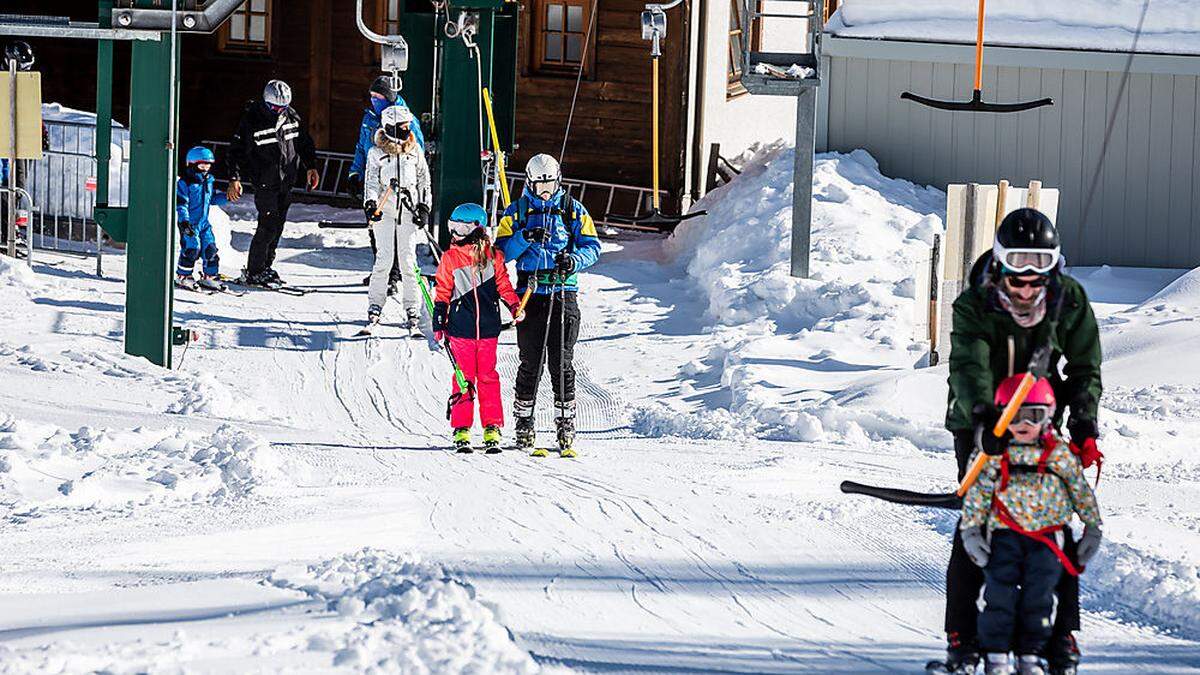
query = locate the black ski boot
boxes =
[514,400,537,455]
[556,400,576,458]
[927,633,980,674]
[1043,634,1079,675]
[240,268,276,288]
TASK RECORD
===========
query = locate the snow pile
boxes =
[206,204,235,257]
[167,371,269,421]
[630,402,751,441]
[1139,266,1200,310]
[828,0,1200,55]
[1085,541,1200,640]
[0,421,287,512]
[653,143,944,443]
[0,256,38,291]
[270,549,539,673]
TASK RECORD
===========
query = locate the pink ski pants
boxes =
[449,336,504,429]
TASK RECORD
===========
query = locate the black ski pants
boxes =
[946,431,1080,644]
[515,291,580,405]
[978,529,1062,655]
[247,186,293,276]
[367,219,402,283]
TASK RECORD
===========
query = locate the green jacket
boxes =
[961,432,1102,533]
[945,255,1102,432]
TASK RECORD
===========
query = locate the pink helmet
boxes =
[995,373,1056,412]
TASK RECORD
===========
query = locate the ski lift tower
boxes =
[0,1,243,368]
[738,0,824,278]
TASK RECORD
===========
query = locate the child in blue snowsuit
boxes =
[175,146,228,290]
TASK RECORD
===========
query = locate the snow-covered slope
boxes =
[828,0,1200,55]
[0,142,1198,672]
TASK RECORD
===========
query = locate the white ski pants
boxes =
[368,206,419,314]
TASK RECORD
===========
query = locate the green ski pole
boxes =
[416,264,471,395]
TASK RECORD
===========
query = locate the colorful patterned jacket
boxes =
[961,431,1102,534]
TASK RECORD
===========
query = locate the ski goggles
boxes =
[530,179,559,197]
[994,245,1060,275]
[384,123,412,141]
[448,219,481,239]
[1010,405,1053,427]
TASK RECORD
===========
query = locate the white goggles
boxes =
[449,219,479,238]
[994,244,1060,275]
[1011,405,1053,427]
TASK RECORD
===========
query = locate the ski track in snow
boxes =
[0,201,1198,671]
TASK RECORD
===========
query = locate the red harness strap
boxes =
[994,446,1083,577]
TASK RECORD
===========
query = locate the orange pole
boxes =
[956,371,1036,497]
[973,0,986,91]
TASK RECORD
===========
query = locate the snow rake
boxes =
[900,0,1052,114]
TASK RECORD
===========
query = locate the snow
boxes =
[827,0,1200,56]
[0,141,1198,671]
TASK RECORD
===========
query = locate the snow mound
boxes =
[0,421,288,513]
[167,371,269,421]
[206,204,234,257]
[631,402,751,441]
[1086,541,1200,640]
[1139,266,1200,311]
[663,143,945,443]
[270,549,539,673]
[0,256,37,290]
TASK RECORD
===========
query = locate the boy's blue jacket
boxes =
[175,167,227,229]
[495,186,601,294]
[349,97,425,178]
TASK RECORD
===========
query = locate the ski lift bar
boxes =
[0,16,160,41]
[901,0,1053,114]
[111,0,243,33]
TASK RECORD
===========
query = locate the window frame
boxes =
[219,0,273,54]
[530,0,595,78]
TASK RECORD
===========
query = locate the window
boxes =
[384,0,402,35]
[727,0,759,98]
[532,0,593,76]
[220,0,271,52]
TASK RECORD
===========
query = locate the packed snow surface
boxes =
[0,141,1198,671]
[828,0,1200,55]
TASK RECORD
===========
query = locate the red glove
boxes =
[1069,436,1103,469]
[509,303,525,324]
[434,331,446,344]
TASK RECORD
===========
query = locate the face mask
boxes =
[372,96,390,115]
[394,126,411,141]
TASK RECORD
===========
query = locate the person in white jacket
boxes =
[362,104,432,328]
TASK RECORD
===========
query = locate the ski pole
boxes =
[955,370,1037,497]
[415,263,471,395]
[532,271,559,405]
[517,274,538,316]
[557,278,567,423]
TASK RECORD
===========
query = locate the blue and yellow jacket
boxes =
[175,167,227,230]
[495,187,601,294]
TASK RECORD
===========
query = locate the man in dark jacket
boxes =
[937,209,1103,675]
[227,79,319,287]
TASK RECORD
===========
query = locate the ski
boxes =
[226,276,309,296]
[175,279,217,295]
[529,448,576,458]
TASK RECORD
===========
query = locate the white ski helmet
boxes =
[525,153,561,200]
[381,105,415,141]
[263,79,292,108]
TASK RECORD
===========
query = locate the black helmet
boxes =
[3,41,34,71]
[369,76,398,104]
[993,208,1061,275]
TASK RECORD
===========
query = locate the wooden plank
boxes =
[1016,67,1042,186]
[1168,75,1197,268]
[307,0,333,149]
[1100,69,1129,266]
[1146,73,1175,267]
[907,62,935,185]
[1122,73,1152,267]
[930,61,956,186]
[1056,69,1086,260]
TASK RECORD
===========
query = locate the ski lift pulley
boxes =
[607,0,705,229]
[901,0,1052,114]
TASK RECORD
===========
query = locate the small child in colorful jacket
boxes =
[432,203,523,453]
[960,374,1102,674]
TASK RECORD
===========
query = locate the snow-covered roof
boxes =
[826,0,1200,57]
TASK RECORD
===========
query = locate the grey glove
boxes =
[1076,525,1103,568]
[962,526,990,568]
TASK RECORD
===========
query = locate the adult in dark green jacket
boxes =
[940,209,1102,675]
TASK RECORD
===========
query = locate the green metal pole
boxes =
[124,36,178,367]
[95,0,114,209]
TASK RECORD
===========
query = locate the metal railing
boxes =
[201,139,665,232]
[18,119,126,273]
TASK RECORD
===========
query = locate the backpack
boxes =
[513,192,577,254]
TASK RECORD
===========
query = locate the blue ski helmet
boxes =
[448,203,488,239]
[186,146,215,165]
